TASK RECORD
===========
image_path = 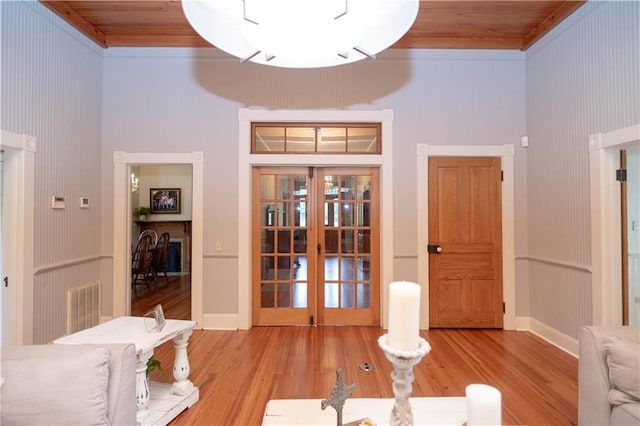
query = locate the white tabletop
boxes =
[262,397,466,426]
[54,316,196,355]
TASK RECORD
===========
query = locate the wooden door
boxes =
[428,157,503,328]
[317,168,380,326]
[252,167,316,326]
[252,167,380,326]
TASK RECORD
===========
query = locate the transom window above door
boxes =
[252,123,381,154]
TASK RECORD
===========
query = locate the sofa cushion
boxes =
[1,346,111,425]
[611,403,640,425]
[604,336,640,405]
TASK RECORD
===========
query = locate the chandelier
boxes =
[182,0,419,68]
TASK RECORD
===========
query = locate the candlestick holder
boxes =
[378,334,431,426]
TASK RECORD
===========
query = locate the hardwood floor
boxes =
[131,273,191,320]
[149,326,578,425]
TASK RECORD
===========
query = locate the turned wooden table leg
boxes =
[171,329,194,396]
[136,350,153,423]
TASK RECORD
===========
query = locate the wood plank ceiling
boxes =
[40,0,586,51]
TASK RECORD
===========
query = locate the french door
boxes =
[252,167,380,326]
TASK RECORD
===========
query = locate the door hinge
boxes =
[501,170,504,181]
[503,302,505,314]
[3,276,7,287]
[616,168,627,182]
[308,167,314,179]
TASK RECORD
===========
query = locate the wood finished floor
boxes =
[133,275,578,424]
[148,326,578,426]
[131,273,191,320]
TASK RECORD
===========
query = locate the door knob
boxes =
[427,244,442,254]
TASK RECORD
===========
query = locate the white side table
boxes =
[262,397,467,425]
[55,316,199,425]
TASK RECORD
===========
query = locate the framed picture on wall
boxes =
[150,188,181,214]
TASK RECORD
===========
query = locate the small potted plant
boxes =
[133,206,152,221]
[146,355,162,378]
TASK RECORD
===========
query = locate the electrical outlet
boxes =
[215,241,222,251]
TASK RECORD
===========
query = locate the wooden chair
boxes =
[152,232,171,286]
[138,229,158,247]
[132,233,154,296]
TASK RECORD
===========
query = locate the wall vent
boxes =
[66,280,101,334]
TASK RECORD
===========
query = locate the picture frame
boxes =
[150,188,181,214]
[143,304,166,332]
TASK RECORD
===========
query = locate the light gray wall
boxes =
[100,48,527,320]
[525,0,640,337]
[1,1,103,342]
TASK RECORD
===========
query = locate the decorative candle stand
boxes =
[378,334,431,426]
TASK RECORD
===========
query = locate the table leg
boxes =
[171,329,194,396]
[136,350,153,423]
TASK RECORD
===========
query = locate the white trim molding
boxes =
[1,130,36,345]
[589,123,640,326]
[238,109,394,330]
[112,151,204,327]
[416,144,516,330]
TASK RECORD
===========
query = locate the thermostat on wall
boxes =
[80,197,89,209]
[51,196,65,209]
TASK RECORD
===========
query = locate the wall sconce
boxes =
[131,173,140,193]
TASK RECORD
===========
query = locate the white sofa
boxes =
[578,326,640,425]
[1,343,137,425]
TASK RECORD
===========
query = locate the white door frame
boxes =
[238,109,394,330]
[416,144,516,330]
[589,123,640,326]
[0,130,36,344]
[113,151,204,326]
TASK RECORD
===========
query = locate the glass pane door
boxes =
[252,167,379,326]
[318,168,380,325]
[252,168,315,325]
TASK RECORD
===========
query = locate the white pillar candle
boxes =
[465,384,502,426]
[387,281,421,350]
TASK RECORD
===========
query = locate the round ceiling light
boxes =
[182,0,419,69]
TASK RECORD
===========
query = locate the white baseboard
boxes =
[202,314,238,330]
[516,316,578,357]
[515,316,530,331]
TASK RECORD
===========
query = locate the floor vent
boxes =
[66,280,101,334]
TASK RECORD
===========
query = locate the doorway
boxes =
[623,146,640,326]
[252,166,380,326]
[112,151,203,326]
[416,144,516,330]
[589,124,640,327]
[129,165,193,320]
[0,130,36,345]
